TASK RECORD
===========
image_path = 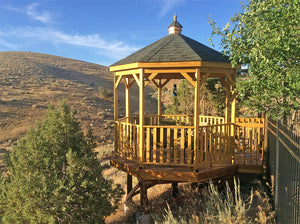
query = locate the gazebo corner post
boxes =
[125,77,130,122]
[114,73,119,157]
[193,68,201,171]
[158,79,162,123]
[139,68,145,168]
[230,72,237,163]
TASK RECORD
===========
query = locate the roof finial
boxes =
[168,14,183,34]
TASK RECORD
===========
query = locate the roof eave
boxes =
[110,61,235,72]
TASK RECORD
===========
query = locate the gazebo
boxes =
[109,15,264,211]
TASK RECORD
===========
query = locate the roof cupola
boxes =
[168,14,183,34]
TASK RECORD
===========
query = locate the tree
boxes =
[209,0,299,119]
[0,101,123,223]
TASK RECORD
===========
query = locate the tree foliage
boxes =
[209,0,300,119]
[165,79,226,116]
[0,101,123,223]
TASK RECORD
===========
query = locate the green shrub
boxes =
[98,87,113,98]
[0,101,123,223]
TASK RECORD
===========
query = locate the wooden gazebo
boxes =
[109,15,264,211]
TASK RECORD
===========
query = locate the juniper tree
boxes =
[0,101,123,224]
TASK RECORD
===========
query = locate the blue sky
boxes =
[0,0,244,66]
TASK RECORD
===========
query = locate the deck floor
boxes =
[111,157,241,182]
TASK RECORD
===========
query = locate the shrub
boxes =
[0,101,123,223]
[98,87,113,98]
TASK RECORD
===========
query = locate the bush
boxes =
[98,86,113,98]
[0,101,123,223]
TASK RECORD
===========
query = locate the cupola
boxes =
[168,14,183,34]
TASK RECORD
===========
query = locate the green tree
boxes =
[0,101,123,223]
[209,0,300,119]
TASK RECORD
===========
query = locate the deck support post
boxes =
[171,182,179,198]
[140,181,149,212]
[127,174,133,201]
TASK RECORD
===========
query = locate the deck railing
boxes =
[115,115,264,169]
[233,118,264,166]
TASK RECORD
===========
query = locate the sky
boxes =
[0,0,245,66]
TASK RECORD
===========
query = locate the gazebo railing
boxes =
[124,114,224,126]
[114,116,264,169]
[233,118,265,166]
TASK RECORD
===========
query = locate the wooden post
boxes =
[231,72,237,124]
[171,182,179,198]
[114,74,119,156]
[127,174,133,201]
[125,78,130,119]
[194,68,200,171]
[140,181,149,212]
[225,76,231,124]
[139,69,145,167]
[158,79,162,116]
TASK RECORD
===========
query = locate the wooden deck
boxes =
[111,157,239,182]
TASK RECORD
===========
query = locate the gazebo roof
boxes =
[111,33,229,67]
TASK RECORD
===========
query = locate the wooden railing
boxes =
[233,118,264,166]
[125,114,224,126]
[114,116,264,169]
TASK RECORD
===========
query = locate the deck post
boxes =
[194,68,201,171]
[139,69,145,167]
[171,182,179,198]
[140,181,149,212]
[127,174,133,201]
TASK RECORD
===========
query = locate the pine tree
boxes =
[0,101,123,223]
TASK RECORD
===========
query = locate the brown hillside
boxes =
[0,51,156,154]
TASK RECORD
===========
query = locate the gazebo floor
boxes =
[110,157,243,183]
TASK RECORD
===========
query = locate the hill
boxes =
[0,51,156,155]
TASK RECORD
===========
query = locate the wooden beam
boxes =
[133,73,140,87]
[127,78,135,88]
[115,68,141,76]
[110,61,236,73]
[145,68,196,74]
[181,72,196,88]
[144,72,158,87]
[115,75,122,89]
[161,79,171,88]
[151,79,159,88]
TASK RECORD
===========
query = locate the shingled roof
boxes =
[111,16,229,67]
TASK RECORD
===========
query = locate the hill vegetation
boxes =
[0,51,156,154]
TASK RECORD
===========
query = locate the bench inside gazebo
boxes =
[109,15,265,211]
